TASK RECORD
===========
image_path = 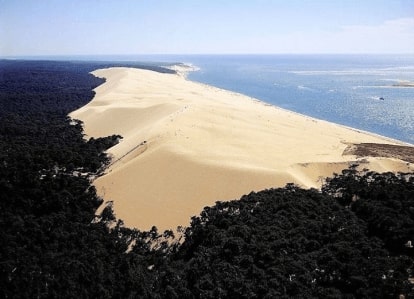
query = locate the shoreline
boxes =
[173,63,413,146]
[70,67,414,231]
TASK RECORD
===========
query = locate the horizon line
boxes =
[2,52,414,60]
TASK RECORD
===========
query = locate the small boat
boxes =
[379,97,384,100]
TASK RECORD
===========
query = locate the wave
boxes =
[367,96,386,101]
[297,85,314,91]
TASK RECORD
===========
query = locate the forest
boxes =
[0,60,413,298]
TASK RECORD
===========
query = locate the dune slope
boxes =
[70,67,414,231]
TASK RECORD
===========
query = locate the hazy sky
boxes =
[1,0,413,56]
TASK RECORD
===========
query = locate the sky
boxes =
[1,0,413,56]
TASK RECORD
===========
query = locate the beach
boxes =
[70,67,414,231]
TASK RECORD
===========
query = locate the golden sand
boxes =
[70,67,414,231]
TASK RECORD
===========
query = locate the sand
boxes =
[70,67,414,231]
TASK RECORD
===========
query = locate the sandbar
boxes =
[393,81,414,87]
[70,67,414,231]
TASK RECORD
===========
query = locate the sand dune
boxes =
[70,67,414,231]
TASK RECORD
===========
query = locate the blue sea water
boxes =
[182,55,414,144]
[16,54,414,144]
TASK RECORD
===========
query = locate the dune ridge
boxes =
[70,67,414,231]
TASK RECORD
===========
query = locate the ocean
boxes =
[182,55,414,144]
[15,54,414,144]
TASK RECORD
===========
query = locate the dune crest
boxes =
[70,67,414,231]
